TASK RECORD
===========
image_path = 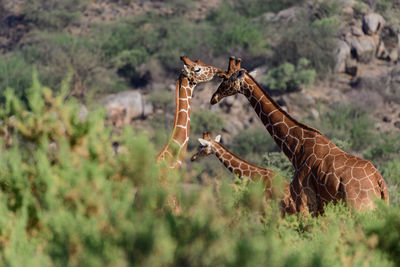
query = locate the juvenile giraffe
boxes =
[191,132,290,201]
[156,56,224,169]
[210,57,389,215]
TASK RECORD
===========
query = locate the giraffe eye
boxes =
[194,68,201,73]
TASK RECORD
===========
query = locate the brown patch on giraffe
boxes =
[178,99,189,110]
[314,143,330,156]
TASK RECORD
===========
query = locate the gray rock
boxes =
[335,40,351,73]
[103,90,153,127]
[351,26,364,37]
[345,35,379,63]
[362,13,385,35]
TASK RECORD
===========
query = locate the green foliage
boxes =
[231,128,276,164]
[264,152,295,180]
[22,32,120,97]
[190,110,225,135]
[0,74,398,266]
[364,133,400,164]
[148,90,174,111]
[23,0,88,30]
[359,204,400,266]
[206,4,267,55]
[0,53,33,97]
[273,15,340,75]
[231,0,306,16]
[318,103,375,151]
[262,58,316,92]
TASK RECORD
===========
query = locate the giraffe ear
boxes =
[215,135,221,142]
[198,138,211,147]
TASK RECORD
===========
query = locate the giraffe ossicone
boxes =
[210,57,389,215]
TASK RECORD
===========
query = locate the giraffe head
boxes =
[210,69,246,105]
[181,56,225,84]
[190,132,221,161]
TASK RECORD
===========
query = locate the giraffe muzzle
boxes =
[210,94,219,105]
[190,154,198,161]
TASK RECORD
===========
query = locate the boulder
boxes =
[345,35,379,63]
[334,40,351,73]
[103,90,153,127]
[362,13,385,35]
[351,26,363,37]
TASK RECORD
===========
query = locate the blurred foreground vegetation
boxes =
[0,72,398,266]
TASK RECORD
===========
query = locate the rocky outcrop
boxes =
[335,10,399,76]
[103,90,153,127]
[362,13,385,35]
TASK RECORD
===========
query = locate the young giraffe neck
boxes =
[211,141,275,180]
[241,73,325,168]
[157,74,195,168]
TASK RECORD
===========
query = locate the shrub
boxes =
[231,127,277,164]
[231,0,306,17]
[0,72,397,266]
[318,103,375,151]
[22,32,121,98]
[190,110,225,135]
[262,58,316,92]
[0,53,33,97]
[273,15,339,76]
[206,4,267,56]
[264,152,295,180]
[23,0,88,30]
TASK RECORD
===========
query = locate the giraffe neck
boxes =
[211,141,274,181]
[157,74,195,168]
[240,73,324,167]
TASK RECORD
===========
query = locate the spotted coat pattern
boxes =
[211,63,389,215]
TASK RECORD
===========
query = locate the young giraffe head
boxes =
[181,56,225,84]
[210,56,244,105]
[190,132,221,161]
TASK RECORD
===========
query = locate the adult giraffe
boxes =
[210,57,389,215]
[156,56,224,169]
[191,132,291,205]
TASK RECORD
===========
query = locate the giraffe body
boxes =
[211,64,389,215]
[191,132,291,205]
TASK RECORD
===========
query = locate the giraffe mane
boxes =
[212,140,269,171]
[244,71,323,135]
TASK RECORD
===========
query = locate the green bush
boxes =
[0,53,33,97]
[190,110,225,135]
[273,15,340,75]
[318,103,375,151]
[206,4,267,56]
[23,0,88,30]
[262,58,316,92]
[231,128,277,164]
[22,32,121,98]
[231,0,306,17]
[264,152,295,180]
[0,73,397,266]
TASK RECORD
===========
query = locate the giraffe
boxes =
[156,56,224,169]
[191,132,291,204]
[209,57,389,215]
